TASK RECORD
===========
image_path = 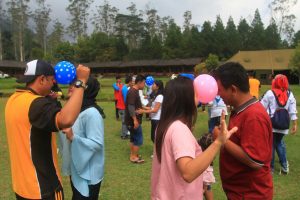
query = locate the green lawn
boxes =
[0,78,300,199]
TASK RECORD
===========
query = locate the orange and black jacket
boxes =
[5,88,62,199]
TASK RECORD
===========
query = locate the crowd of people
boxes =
[4,59,298,200]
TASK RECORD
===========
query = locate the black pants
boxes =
[115,100,119,119]
[151,120,159,143]
[16,185,64,200]
[71,179,102,200]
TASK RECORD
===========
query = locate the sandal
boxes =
[130,157,145,164]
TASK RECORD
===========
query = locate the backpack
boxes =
[269,90,290,130]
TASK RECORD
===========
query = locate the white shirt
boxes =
[150,94,163,120]
[260,90,298,134]
[139,90,149,106]
[208,96,228,118]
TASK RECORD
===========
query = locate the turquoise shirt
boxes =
[70,107,105,197]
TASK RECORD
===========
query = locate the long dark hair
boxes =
[150,80,164,101]
[155,76,197,162]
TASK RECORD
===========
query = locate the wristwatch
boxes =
[74,80,87,89]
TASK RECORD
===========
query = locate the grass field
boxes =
[0,77,300,199]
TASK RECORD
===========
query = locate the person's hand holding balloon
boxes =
[76,64,90,84]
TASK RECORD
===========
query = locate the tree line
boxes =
[0,0,299,63]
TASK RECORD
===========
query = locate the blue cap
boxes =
[179,73,195,80]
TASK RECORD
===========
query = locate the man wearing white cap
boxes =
[5,59,90,200]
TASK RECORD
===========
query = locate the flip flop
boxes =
[130,157,145,164]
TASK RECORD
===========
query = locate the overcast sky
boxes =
[41,0,300,33]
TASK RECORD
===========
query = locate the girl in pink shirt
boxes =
[151,76,237,200]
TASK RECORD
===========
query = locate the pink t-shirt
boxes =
[203,166,215,185]
[151,120,203,200]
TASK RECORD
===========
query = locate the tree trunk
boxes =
[0,30,2,60]
[19,27,24,62]
[19,10,24,62]
[43,35,47,57]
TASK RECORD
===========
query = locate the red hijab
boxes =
[272,74,289,105]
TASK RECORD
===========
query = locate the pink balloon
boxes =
[193,74,218,103]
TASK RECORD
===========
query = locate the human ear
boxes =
[231,85,238,95]
[39,75,46,84]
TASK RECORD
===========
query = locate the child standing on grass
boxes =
[207,95,228,134]
[198,133,216,200]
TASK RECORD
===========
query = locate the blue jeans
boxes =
[208,117,221,133]
[128,125,143,146]
[271,132,288,171]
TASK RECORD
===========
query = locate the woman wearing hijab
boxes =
[261,74,298,175]
[63,76,105,200]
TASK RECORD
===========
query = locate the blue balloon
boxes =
[146,76,154,86]
[54,61,76,85]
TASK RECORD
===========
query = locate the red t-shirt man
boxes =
[220,98,273,200]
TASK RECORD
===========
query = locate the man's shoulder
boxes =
[30,96,61,112]
[248,101,267,112]
[128,87,138,94]
[242,102,269,121]
[249,78,260,84]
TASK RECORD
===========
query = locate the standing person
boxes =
[213,62,273,199]
[5,59,90,200]
[121,75,133,104]
[151,76,237,200]
[260,74,297,174]
[116,82,126,140]
[125,74,146,163]
[118,76,131,140]
[137,80,164,143]
[121,75,133,139]
[63,76,105,200]
[207,95,228,134]
[248,70,261,99]
[112,75,122,120]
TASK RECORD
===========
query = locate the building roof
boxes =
[228,49,295,70]
[84,58,202,68]
[0,60,26,68]
[0,58,202,69]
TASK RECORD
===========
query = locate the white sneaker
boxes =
[279,162,289,175]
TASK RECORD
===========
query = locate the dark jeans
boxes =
[115,100,119,119]
[271,132,288,171]
[208,117,221,133]
[71,179,102,200]
[16,185,64,200]
[128,125,143,146]
[151,120,159,143]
